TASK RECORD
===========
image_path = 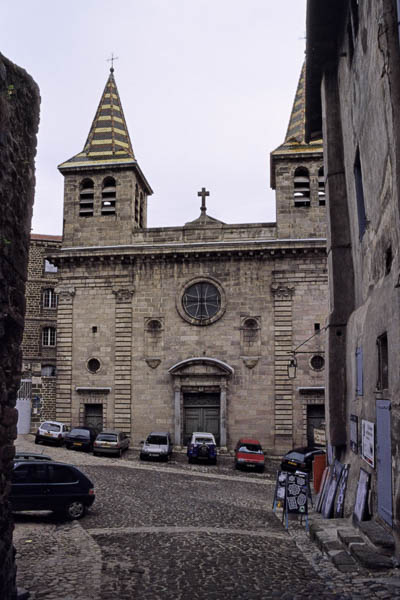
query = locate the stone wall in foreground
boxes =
[0,52,40,599]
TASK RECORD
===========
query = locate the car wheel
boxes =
[65,501,86,520]
[119,449,123,458]
[34,437,40,445]
[139,454,145,461]
[210,458,217,466]
[93,451,98,457]
[188,457,193,464]
[66,444,72,450]
[258,465,265,473]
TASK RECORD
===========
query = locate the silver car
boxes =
[140,432,173,462]
[93,430,130,457]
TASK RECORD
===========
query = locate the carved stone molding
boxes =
[146,358,161,369]
[242,357,259,369]
[270,283,295,299]
[112,286,135,303]
[55,285,75,301]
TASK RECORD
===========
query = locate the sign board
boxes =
[353,467,370,522]
[350,414,358,453]
[361,419,375,468]
[272,471,287,510]
[313,427,326,446]
[285,472,309,515]
[321,460,343,519]
[315,466,330,513]
[334,464,350,518]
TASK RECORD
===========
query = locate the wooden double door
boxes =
[183,393,220,446]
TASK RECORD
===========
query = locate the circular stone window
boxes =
[310,354,325,371]
[87,358,101,373]
[177,278,226,325]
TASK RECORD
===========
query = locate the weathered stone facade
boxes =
[21,235,61,429]
[306,0,400,552]
[0,52,40,600]
[35,66,329,455]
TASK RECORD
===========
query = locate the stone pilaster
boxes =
[271,283,295,448]
[220,382,227,447]
[113,287,134,432]
[55,286,75,425]
[174,386,181,445]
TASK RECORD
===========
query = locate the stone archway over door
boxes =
[168,357,234,448]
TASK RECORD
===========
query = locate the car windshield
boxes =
[194,437,214,444]
[285,451,306,461]
[70,429,90,437]
[147,435,167,445]
[42,423,61,432]
[238,444,262,453]
[97,434,117,442]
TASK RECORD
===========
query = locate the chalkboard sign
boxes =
[334,464,350,518]
[272,471,288,510]
[353,467,370,522]
[285,472,309,515]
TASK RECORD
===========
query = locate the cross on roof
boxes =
[198,187,210,214]
[107,53,119,72]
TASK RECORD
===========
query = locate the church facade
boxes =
[25,66,328,454]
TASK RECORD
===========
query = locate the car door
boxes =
[10,463,50,511]
[46,464,81,511]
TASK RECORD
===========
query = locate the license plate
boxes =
[247,464,255,468]
[150,453,159,457]
[45,432,52,436]
[73,442,83,447]
[102,443,111,447]
[288,460,297,466]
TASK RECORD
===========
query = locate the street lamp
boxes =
[287,356,297,379]
[286,325,328,380]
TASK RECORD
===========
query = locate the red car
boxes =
[234,438,265,472]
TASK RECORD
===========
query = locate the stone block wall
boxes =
[0,52,40,600]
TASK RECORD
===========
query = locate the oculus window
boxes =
[177,278,225,325]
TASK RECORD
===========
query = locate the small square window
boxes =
[44,259,58,273]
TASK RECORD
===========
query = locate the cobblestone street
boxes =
[13,436,400,599]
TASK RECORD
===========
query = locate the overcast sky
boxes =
[3,0,307,234]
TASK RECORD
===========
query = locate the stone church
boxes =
[23,65,328,454]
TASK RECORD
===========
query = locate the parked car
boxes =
[10,459,95,519]
[234,438,265,472]
[280,446,326,474]
[140,432,173,461]
[187,432,217,465]
[35,421,70,446]
[14,452,53,461]
[65,427,97,451]
[93,430,130,457]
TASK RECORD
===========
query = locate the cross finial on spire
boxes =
[198,187,210,214]
[107,53,119,73]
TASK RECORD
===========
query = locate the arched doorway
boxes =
[168,357,234,448]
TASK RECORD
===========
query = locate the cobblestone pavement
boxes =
[13,436,400,599]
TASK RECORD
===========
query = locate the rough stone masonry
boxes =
[0,52,40,599]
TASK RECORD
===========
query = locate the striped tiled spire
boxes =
[59,68,136,170]
[271,62,322,156]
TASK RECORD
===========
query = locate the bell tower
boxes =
[270,63,326,239]
[58,67,152,247]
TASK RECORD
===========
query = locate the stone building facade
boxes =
[24,64,328,455]
[0,53,40,600]
[306,0,400,548]
[21,234,61,428]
